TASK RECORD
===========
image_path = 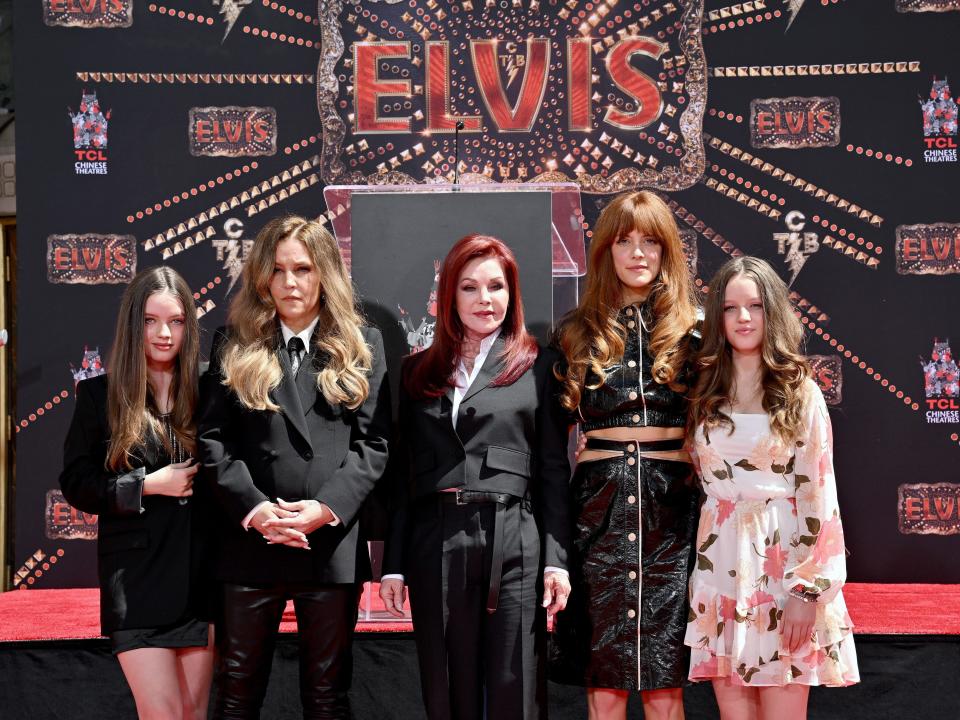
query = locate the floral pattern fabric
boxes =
[684,380,859,687]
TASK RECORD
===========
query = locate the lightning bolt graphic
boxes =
[505,58,520,88]
[784,0,806,31]
[213,0,253,42]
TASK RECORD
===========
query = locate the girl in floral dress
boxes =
[685,257,858,719]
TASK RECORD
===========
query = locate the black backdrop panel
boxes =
[12,0,960,589]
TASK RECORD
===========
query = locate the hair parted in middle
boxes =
[107,266,200,471]
[555,190,698,411]
[219,214,372,411]
[687,255,810,444]
[403,233,538,399]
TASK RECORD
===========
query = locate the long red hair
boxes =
[403,234,538,399]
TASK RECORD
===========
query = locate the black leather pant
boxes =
[213,582,359,719]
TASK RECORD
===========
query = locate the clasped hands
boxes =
[251,498,336,550]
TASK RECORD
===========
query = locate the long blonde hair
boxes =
[220,215,372,411]
[556,190,698,411]
[688,256,810,444]
[107,267,199,471]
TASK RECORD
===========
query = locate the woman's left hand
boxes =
[781,595,817,655]
[262,498,334,535]
[542,571,571,618]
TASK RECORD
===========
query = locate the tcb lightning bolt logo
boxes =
[212,218,253,293]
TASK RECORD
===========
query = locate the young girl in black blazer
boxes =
[60,266,214,719]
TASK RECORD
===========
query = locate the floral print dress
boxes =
[684,380,859,687]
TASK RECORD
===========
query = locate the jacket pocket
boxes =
[98,529,149,555]
[484,446,533,478]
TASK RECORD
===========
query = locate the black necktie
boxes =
[287,336,305,375]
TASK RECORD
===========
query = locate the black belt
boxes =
[585,437,685,452]
[437,490,521,614]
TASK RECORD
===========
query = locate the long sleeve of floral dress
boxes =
[783,383,846,604]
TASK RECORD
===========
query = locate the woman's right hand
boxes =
[143,460,198,498]
[379,578,407,618]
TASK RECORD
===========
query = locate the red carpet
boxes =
[0,583,957,642]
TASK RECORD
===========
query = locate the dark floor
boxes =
[1,633,957,719]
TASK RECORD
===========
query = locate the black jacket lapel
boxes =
[460,335,506,404]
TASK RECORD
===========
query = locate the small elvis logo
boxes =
[189,106,277,157]
[896,0,960,12]
[773,211,820,286]
[69,90,112,175]
[70,346,106,386]
[43,0,133,28]
[921,338,959,424]
[808,355,842,406]
[920,77,958,164]
[45,489,98,541]
[749,96,840,150]
[398,260,440,354]
[895,223,960,275]
[47,234,136,284]
[898,483,960,536]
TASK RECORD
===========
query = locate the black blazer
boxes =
[197,324,391,585]
[59,375,212,635]
[383,338,571,576]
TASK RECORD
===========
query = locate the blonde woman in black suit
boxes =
[197,215,391,719]
[60,266,214,720]
[380,234,572,720]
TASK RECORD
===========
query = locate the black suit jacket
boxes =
[383,339,571,576]
[59,375,213,635]
[197,324,391,585]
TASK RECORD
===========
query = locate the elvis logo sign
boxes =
[43,0,133,28]
[317,0,706,192]
[749,96,840,150]
[189,106,278,157]
[47,234,136,285]
[899,484,960,535]
[896,223,960,275]
[46,489,97,541]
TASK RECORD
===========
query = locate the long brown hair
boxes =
[220,215,372,411]
[555,190,698,411]
[688,256,810,443]
[404,234,538,399]
[107,267,199,471]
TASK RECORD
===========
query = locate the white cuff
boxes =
[544,566,569,577]
[381,573,405,583]
[242,500,273,530]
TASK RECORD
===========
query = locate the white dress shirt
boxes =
[242,316,340,530]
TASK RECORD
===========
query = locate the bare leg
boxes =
[117,647,185,720]
[640,687,685,720]
[711,678,760,720]
[587,687,628,720]
[757,684,810,720]
[176,625,216,720]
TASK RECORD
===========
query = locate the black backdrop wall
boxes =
[12,0,960,589]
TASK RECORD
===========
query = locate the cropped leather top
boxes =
[578,304,700,432]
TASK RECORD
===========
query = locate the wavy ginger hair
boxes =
[556,190,698,411]
[220,215,372,411]
[687,256,810,444]
[404,234,538,399]
[107,267,199,470]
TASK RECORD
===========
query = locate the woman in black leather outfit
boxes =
[551,191,701,720]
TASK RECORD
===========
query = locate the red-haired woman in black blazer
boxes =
[380,234,572,720]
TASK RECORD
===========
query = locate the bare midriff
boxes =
[579,425,690,464]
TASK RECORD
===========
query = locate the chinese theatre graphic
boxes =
[920,76,958,164]
[749,96,840,150]
[70,346,106,386]
[921,338,959,424]
[68,90,111,175]
[399,259,441,353]
[895,223,960,275]
[189,106,278,157]
[43,0,133,28]
[316,0,706,192]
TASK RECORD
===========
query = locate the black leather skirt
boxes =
[550,438,699,691]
